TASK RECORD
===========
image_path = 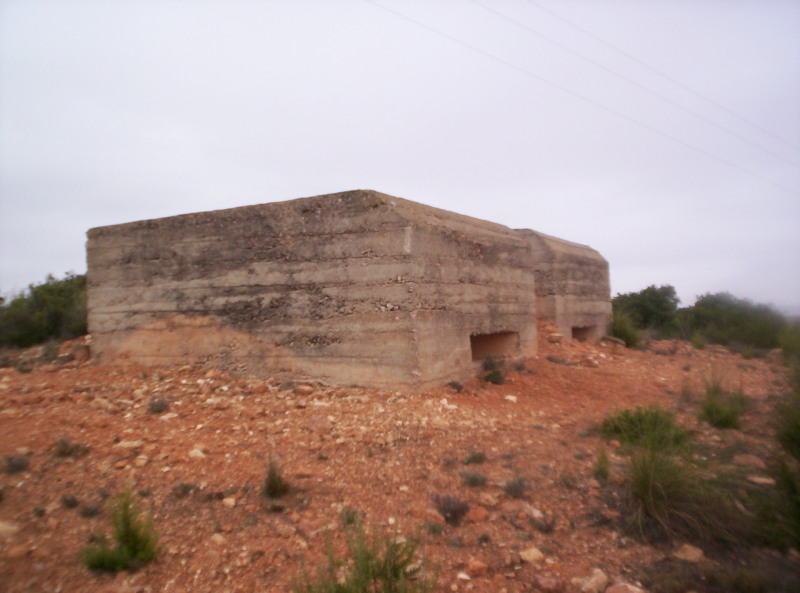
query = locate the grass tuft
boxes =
[601,405,689,451]
[264,459,290,498]
[503,476,529,499]
[82,486,158,572]
[292,522,432,593]
[431,494,469,526]
[3,454,30,474]
[460,471,487,488]
[625,448,736,543]
[482,369,504,384]
[53,437,90,459]
[594,447,610,481]
[463,451,486,465]
[699,376,747,429]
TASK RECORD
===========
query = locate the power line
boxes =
[362,0,799,195]
[524,0,800,153]
[471,0,800,169]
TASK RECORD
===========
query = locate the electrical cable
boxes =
[524,0,800,153]
[362,0,798,195]
[471,0,800,169]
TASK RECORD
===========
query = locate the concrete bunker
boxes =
[469,331,520,361]
[520,229,611,341]
[87,189,610,390]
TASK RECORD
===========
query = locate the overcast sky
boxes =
[1,0,799,312]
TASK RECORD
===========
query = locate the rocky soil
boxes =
[0,327,796,593]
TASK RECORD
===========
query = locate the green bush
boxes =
[678,292,786,349]
[614,284,790,350]
[293,522,432,593]
[697,373,747,429]
[626,448,735,543]
[612,285,680,334]
[601,406,689,451]
[0,273,87,348]
[610,310,639,348]
[82,487,159,572]
[699,390,747,429]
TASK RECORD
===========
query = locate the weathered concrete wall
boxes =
[519,230,611,341]
[88,190,537,390]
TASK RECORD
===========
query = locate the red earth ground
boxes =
[0,325,796,593]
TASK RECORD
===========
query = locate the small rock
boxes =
[673,543,705,563]
[295,385,314,396]
[467,558,489,578]
[421,508,446,524]
[747,475,776,486]
[479,492,499,507]
[521,504,544,520]
[456,572,471,581]
[222,497,236,508]
[733,454,767,470]
[250,382,268,394]
[504,395,517,403]
[0,520,21,538]
[465,506,488,523]
[275,523,296,537]
[536,576,564,592]
[578,569,608,593]
[189,448,207,459]
[133,455,149,467]
[113,440,143,449]
[210,533,227,545]
[547,333,563,344]
[519,546,544,564]
[606,584,646,593]
[6,544,29,559]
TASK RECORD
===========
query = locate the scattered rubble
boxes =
[0,328,795,592]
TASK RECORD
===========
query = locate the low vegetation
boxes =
[481,354,505,384]
[0,273,86,348]
[430,494,469,526]
[600,402,742,544]
[503,476,529,499]
[698,384,747,429]
[292,521,432,593]
[82,486,159,572]
[626,447,735,543]
[601,405,689,450]
[593,447,609,481]
[611,284,796,352]
[460,470,487,487]
[264,459,290,498]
